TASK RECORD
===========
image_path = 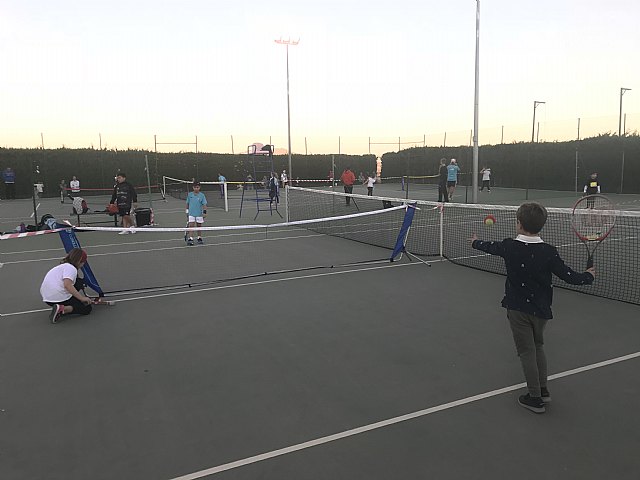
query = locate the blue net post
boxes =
[55,222,104,297]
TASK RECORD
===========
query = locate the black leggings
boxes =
[438,183,449,202]
[47,297,92,315]
[344,185,353,204]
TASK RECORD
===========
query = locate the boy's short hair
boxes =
[517,202,548,234]
[117,172,126,178]
[192,181,201,186]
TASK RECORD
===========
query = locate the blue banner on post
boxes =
[56,222,104,297]
[390,203,417,261]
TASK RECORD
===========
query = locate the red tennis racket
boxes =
[571,194,617,269]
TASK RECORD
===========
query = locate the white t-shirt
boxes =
[482,168,491,181]
[70,179,80,192]
[366,176,376,187]
[40,263,77,303]
[281,172,288,182]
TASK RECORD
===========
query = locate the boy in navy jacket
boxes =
[470,203,595,413]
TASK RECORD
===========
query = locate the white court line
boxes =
[0,261,426,317]
[29,203,41,218]
[168,351,640,480]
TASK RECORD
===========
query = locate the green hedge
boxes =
[0,148,377,199]
[2,136,638,198]
[381,134,640,193]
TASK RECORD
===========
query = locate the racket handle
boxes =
[586,257,594,269]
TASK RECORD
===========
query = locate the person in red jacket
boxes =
[340,167,356,206]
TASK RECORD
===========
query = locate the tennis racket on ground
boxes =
[571,194,617,269]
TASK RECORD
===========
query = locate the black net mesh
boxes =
[287,187,640,305]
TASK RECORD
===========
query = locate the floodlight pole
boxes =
[531,101,545,143]
[471,0,480,203]
[275,38,299,183]
[527,101,544,200]
[619,88,631,137]
[619,87,631,193]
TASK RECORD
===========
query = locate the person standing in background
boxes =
[2,167,16,199]
[217,173,226,199]
[185,181,208,246]
[340,167,356,206]
[480,166,492,192]
[59,179,67,203]
[583,172,601,208]
[446,159,461,201]
[70,176,80,194]
[109,172,138,234]
[438,158,449,202]
[365,173,376,196]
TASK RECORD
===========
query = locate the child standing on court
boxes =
[186,181,208,246]
[470,202,595,414]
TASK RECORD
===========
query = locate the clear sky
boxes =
[1,0,638,156]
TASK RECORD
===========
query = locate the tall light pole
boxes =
[619,87,631,193]
[531,101,545,143]
[471,0,480,203]
[275,38,299,182]
[619,88,631,137]
[526,101,545,200]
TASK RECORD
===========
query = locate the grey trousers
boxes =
[507,309,548,397]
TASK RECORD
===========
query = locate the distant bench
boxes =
[74,210,119,227]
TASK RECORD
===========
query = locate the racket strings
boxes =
[571,196,617,241]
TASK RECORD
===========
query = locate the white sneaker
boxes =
[118,230,129,235]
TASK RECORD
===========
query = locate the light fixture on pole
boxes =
[619,87,631,136]
[275,38,299,183]
[531,101,545,143]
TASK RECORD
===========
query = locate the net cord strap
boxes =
[69,204,408,233]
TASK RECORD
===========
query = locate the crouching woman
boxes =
[40,248,93,323]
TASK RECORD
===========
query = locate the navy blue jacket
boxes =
[472,236,594,319]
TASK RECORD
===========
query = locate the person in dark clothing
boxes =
[583,172,601,208]
[268,171,279,204]
[470,202,595,414]
[109,172,138,234]
[437,158,449,202]
[2,167,16,199]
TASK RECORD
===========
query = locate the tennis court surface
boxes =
[1,188,639,480]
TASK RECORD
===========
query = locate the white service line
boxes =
[167,351,640,480]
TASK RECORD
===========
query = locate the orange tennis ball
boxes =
[484,214,496,226]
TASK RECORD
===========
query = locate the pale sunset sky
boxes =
[0,0,638,156]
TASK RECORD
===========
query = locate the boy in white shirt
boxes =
[480,166,491,192]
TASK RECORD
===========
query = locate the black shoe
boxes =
[187,238,194,246]
[518,394,545,413]
[197,237,203,245]
[541,387,551,404]
[49,304,64,324]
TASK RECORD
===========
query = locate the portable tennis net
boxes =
[62,202,414,296]
[162,176,229,212]
[286,186,640,305]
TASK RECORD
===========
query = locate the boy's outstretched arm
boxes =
[550,250,595,285]
[469,234,507,257]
